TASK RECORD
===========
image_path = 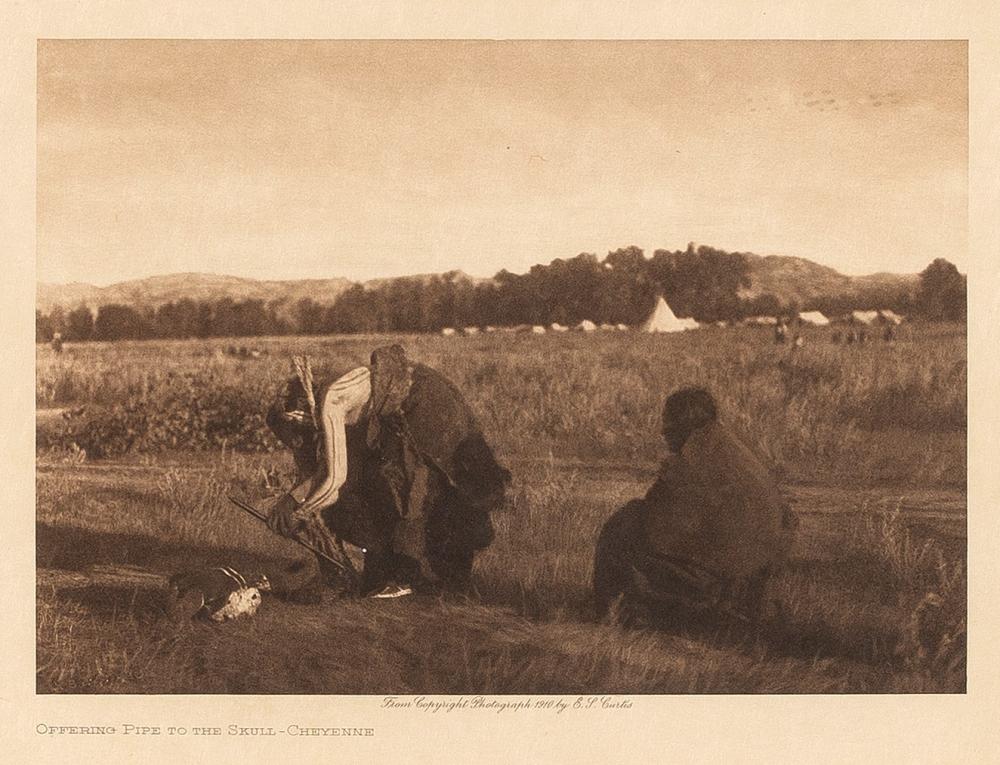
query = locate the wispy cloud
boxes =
[38,40,967,283]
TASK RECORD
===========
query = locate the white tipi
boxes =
[641,296,699,332]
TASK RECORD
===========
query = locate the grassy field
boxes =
[35,324,967,693]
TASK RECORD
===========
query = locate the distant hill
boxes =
[38,272,353,313]
[37,257,917,314]
[739,254,919,307]
[36,270,494,313]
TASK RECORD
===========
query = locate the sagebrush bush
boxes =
[38,383,280,457]
[843,500,966,684]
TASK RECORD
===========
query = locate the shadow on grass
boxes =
[58,583,173,620]
[469,556,900,674]
[36,521,303,588]
[35,522,955,688]
[784,556,898,599]
[472,571,595,622]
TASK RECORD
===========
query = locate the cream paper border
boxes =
[3,3,999,762]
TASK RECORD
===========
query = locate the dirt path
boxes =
[37,455,966,531]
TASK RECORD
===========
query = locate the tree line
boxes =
[35,247,965,343]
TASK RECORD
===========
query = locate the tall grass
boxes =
[36,325,966,485]
[34,325,966,693]
[842,501,966,684]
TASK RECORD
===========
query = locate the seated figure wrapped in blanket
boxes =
[266,344,511,599]
[593,387,797,625]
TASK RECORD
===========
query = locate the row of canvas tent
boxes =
[744,311,831,326]
[441,297,702,336]
[849,309,904,325]
[743,309,904,327]
[440,300,905,337]
[441,321,632,336]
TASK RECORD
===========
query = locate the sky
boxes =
[37,40,967,285]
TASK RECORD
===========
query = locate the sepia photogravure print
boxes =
[34,39,968,698]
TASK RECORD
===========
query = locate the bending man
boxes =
[267,344,511,598]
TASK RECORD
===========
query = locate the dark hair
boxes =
[279,376,312,414]
[662,387,717,453]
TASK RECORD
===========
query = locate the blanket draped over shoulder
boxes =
[642,421,794,582]
[366,344,510,520]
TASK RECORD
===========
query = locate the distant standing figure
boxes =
[773,322,787,344]
[845,330,856,345]
[50,332,63,353]
[883,325,896,342]
[831,331,842,344]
